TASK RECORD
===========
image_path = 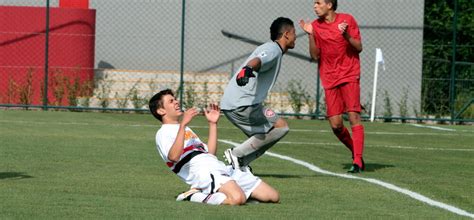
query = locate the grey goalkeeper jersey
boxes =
[220,41,283,110]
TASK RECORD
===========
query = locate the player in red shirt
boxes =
[299,0,365,173]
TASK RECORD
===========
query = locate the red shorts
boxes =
[324,82,361,117]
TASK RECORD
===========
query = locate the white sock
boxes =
[190,192,227,205]
[233,127,289,165]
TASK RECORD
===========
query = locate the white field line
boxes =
[1,120,473,136]
[0,120,156,127]
[276,141,474,152]
[2,116,469,152]
[198,126,473,136]
[410,124,457,131]
[219,139,474,219]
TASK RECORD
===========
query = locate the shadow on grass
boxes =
[342,163,395,172]
[0,172,33,180]
[254,173,313,178]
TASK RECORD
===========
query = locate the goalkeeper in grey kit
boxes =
[220,17,296,170]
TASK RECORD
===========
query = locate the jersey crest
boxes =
[264,108,275,118]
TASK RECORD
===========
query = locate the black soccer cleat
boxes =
[351,156,365,171]
[347,164,362,173]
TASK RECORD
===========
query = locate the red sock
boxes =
[351,125,365,167]
[334,127,353,155]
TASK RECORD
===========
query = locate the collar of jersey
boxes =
[274,41,284,54]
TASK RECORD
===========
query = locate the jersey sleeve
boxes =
[254,45,279,72]
[156,129,176,161]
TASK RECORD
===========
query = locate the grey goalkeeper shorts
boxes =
[223,103,280,137]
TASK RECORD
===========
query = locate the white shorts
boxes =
[178,153,261,199]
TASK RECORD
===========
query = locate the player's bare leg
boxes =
[218,180,247,205]
[249,181,280,203]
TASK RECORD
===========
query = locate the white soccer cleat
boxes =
[223,148,241,170]
[176,188,201,201]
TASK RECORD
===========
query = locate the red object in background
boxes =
[60,0,89,9]
[0,6,96,106]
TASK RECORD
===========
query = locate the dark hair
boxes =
[270,17,294,41]
[326,0,337,11]
[149,89,174,122]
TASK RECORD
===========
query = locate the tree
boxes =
[422,0,473,117]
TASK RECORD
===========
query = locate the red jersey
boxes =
[312,13,361,89]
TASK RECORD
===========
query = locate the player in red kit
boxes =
[299,0,365,173]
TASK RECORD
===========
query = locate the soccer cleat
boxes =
[176,188,200,201]
[224,148,241,170]
[351,157,365,171]
[347,164,362,173]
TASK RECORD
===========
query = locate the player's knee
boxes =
[348,112,361,126]
[331,125,344,134]
[274,118,288,128]
[227,192,246,205]
[258,189,279,203]
[269,191,280,203]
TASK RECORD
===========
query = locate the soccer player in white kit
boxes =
[221,17,296,170]
[149,89,279,205]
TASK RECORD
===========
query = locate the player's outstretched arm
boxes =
[299,19,320,61]
[204,103,220,155]
[168,108,199,162]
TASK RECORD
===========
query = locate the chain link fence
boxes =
[1,0,472,123]
[422,0,473,122]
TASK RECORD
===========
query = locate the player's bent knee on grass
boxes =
[250,181,280,203]
[218,180,246,205]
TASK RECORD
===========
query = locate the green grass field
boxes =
[1,110,473,219]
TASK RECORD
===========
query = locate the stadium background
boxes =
[0,0,472,123]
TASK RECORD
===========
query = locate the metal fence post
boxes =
[449,0,458,123]
[179,0,186,110]
[43,0,50,110]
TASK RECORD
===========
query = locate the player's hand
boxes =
[338,20,348,34]
[299,19,313,35]
[236,66,255,86]
[181,107,199,126]
[204,103,220,124]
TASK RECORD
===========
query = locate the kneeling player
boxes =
[149,89,279,205]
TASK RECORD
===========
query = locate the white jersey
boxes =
[155,124,208,172]
[155,124,261,196]
[220,41,284,110]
